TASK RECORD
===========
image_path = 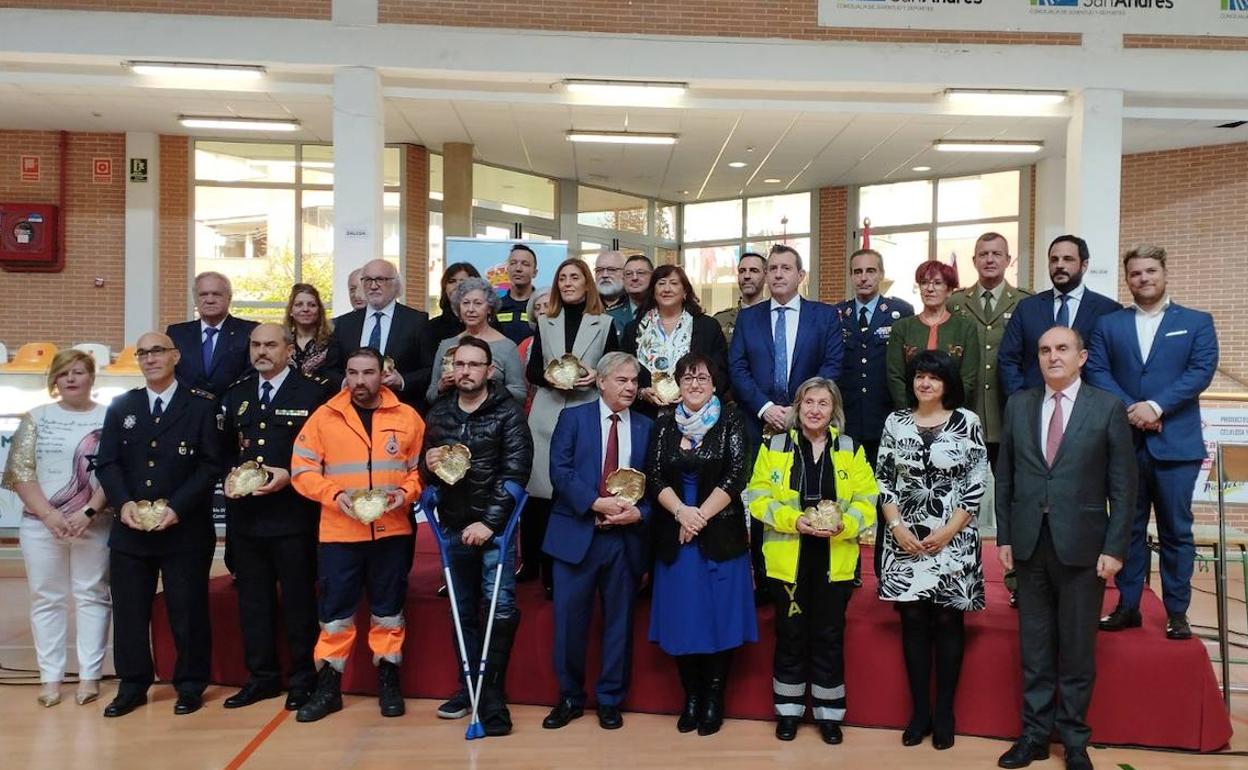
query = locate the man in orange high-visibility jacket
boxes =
[290,347,425,723]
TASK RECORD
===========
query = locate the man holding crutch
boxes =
[422,336,534,736]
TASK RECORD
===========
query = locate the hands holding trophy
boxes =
[799,499,844,538]
[595,468,645,528]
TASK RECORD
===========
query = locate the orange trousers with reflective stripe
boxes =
[314,536,413,670]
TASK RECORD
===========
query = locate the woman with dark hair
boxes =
[645,352,756,736]
[876,349,988,751]
[885,260,978,410]
[286,282,339,378]
[621,264,729,417]
[424,262,482,351]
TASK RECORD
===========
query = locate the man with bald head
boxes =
[330,258,433,412]
[347,268,367,311]
[594,250,631,334]
[95,331,225,718]
[219,323,332,711]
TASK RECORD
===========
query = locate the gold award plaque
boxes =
[224,461,271,498]
[434,444,472,485]
[605,468,646,504]
[350,489,390,524]
[544,354,588,391]
[806,499,843,531]
[651,372,681,405]
[133,499,169,531]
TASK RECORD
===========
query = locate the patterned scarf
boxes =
[635,309,693,376]
[675,395,721,448]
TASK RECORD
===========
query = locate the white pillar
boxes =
[1033,156,1067,289]
[332,66,384,317]
[124,132,159,342]
[1064,89,1123,297]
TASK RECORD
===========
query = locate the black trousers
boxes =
[233,531,319,690]
[769,536,854,723]
[111,544,214,697]
[521,496,554,589]
[1016,523,1105,749]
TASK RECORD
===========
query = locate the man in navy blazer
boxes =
[729,244,843,445]
[998,235,1121,399]
[167,272,258,399]
[1086,245,1218,640]
[541,352,653,732]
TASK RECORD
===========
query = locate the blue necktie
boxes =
[201,327,218,373]
[368,311,384,351]
[260,381,273,408]
[1055,294,1070,327]
[773,306,790,403]
[152,396,163,420]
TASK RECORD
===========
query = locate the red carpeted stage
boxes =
[153,530,1233,751]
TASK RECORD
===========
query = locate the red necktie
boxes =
[1045,392,1064,466]
[599,414,620,495]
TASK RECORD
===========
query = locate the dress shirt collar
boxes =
[977,282,1005,303]
[855,295,881,317]
[598,398,631,426]
[367,299,397,319]
[770,295,801,313]
[200,318,225,334]
[1043,376,1082,404]
[1130,295,1171,318]
[259,366,290,398]
[1056,282,1086,302]
[146,380,178,412]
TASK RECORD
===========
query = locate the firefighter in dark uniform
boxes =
[96,331,224,718]
[220,323,332,711]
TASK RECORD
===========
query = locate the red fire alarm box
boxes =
[0,204,60,269]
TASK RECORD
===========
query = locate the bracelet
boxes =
[887,519,901,530]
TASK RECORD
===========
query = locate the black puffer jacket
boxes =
[420,382,534,533]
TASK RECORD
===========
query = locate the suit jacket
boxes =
[543,401,653,575]
[1085,302,1218,462]
[621,312,731,414]
[96,384,225,555]
[998,287,1121,398]
[948,282,1031,443]
[995,383,1136,567]
[728,298,843,429]
[219,369,331,538]
[168,315,258,399]
[834,296,914,443]
[329,302,432,412]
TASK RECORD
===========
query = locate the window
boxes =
[193,141,402,318]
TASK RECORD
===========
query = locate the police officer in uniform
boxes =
[220,323,332,711]
[96,332,224,718]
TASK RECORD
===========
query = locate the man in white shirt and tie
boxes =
[167,272,258,398]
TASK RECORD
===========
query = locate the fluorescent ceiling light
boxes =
[179,115,300,132]
[944,88,1066,107]
[563,79,687,100]
[911,165,932,172]
[727,161,748,168]
[566,131,678,145]
[127,61,266,80]
[763,178,782,184]
[934,140,1043,154]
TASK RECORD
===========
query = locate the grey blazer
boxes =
[995,382,1136,567]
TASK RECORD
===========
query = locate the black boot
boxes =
[296,665,343,723]
[698,651,731,736]
[481,614,519,737]
[377,660,406,717]
[675,655,703,734]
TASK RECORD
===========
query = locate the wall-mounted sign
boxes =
[129,157,148,183]
[19,155,40,182]
[818,1,1248,37]
[92,157,112,184]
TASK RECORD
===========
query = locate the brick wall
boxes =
[159,135,190,331]
[816,186,847,303]
[0,0,329,18]
[1124,35,1248,51]
[0,131,125,350]
[403,143,429,306]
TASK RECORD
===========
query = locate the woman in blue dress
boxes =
[645,351,756,736]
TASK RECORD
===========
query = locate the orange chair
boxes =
[0,341,58,373]
[106,346,142,373]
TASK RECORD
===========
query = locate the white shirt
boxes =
[258,366,290,402]
[359,299,397,352]
[1131,296,1171,416]
[146,381,178,414]
[598,399,633,474]
[200,319,224,358]
[1052,282,1086,325]
[760,295,802,418]
[1040,377,1081,456]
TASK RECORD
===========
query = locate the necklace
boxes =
[798,435,827,504]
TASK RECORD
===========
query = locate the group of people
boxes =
[1,231,1217,770]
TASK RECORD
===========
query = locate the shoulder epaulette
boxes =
[226,371,258,391]
[190,387,217,401]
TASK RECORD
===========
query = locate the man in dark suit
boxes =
[995,326,1136,770]
[1086,245,1218,640]
[95,331,225,718]
[998,235,1121,400]
[167,271,258,399]
[329,258,432,412]
[541,352,653,732]
[219,323,331,712]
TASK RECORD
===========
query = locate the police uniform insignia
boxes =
[1003,312,1012,320]
[238,401,249,416]
[385,433,399,456]
[191,387,216,401]
[275,409,309,417]
[891,310,900,319]
[216,413,225,431]
[123,414,137,430]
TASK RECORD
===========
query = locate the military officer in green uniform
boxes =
[712,252,767,345]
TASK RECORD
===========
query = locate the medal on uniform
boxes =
[238,401,249,416]
[891,310,900,319]
[123,414,136,430]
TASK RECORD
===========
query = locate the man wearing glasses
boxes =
[95,332,225,718]
[330,258,433,413]
[621,255,654,320]
[595,250,630,335]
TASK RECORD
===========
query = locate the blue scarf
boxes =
[675,395,721,448]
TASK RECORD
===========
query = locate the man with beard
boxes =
[595,250,631,335]
[713,252,768,344]
[421,336,533,735]
[497,244,539,344]
[999,235,1121,400]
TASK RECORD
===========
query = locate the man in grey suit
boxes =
[995,326,1136,770]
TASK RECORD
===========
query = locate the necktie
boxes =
[858,306,870,332]
[368,311,384,351]
[152,396,164,421]
[1055,294,1070,327]
[599,414,620,496]
[1045,392,1064,466]
[202,327,218,372]
[773,306,790,403]
[260,381,273,408]
[981,289,994,318]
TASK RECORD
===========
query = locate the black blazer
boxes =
[622,312,731,410]
[329,302,432,411]
[168,315,258,398]
[96,384,225,556]
[645,403,750,564]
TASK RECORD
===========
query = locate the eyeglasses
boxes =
[594,266,623,275]
[919,280,947,289]
[679,374,712,385]
[135,346,174,359]
[361,276,396,286]
[452,361,489,370]
[624,269,651,279]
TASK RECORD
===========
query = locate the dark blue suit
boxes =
[1085,302,1218,614]
[167,315,258,399]
[998,288,1120,398]
[543,400,653,708]
[833,296,913,451]
[728,298,844,443]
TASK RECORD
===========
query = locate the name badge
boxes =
[275,409,310,417]
[876,326,892,338]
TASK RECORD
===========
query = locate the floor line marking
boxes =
[224,706,291,770]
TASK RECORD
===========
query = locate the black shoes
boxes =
[223,681,282,709]
[542,698,584,729]
[674,655,702,734]
[285,687,311,711]
[102,691,147,718]
[775,716,799,741]
[1098,606,1142,632]
[818,722,843,745]
[933,728,955,751]
[377,660,405,717]
[697,653,729,736]
[1166,612,1192,640]
[597,704,624,730]
[902,719,931,747]
[436,688,471,719]
[173,692,203,715]
[1065,746,1094,770]
[997,737,1051,769]
[296,666,343,723]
